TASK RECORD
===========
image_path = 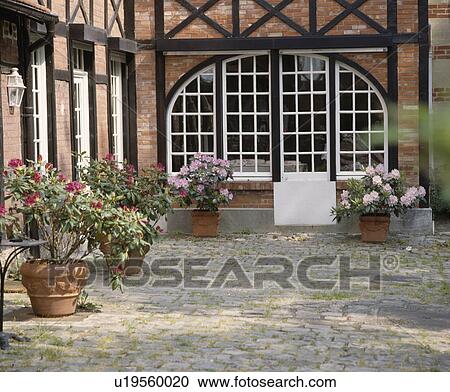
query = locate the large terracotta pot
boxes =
[359,215,390,243]
[125,246,150,276]
[191,210,220,237]
[20,261,88,317]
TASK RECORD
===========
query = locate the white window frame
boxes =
[280,54,330,181]
[167,67,216,174]
[31,46,48,162]
[72,45,91,167]
[223,54,272,180]
[110,53,126,164]
[335,63,388,178]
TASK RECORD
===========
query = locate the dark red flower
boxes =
[126,164,135,174]
[156,163,165,172]
[45,162,53,171]
[33,171,42,183]
[105,153,115,161]
[57,173,67,182]
[0,205,7,216]
[91,200,103,209]
[8,159,23,168]
[112,265,124,275]
[66,181,85,194]
[24,192,40,207]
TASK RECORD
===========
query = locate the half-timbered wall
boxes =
[133,0,430,209]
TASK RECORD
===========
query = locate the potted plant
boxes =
[3,158,139,316]
[80,155,172,275]
[331,164,426,242]
[169,154,234,237]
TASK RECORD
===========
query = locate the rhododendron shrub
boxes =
[169,154,234,212]
[3,159,147,268]
[332,164,426,222]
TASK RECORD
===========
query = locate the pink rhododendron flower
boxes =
[8,159,23,168]
[341,199,350,209]
[0,205,7,216]
[383,184,392,193]
[363,191,379,206]
[418,186,426,197]
[388,195,398,206]
[179,189,188,198]
[365,166,376,176]
[105,153,114,161]
[340,190,349,201]
[65,181,85,194]
[375,164,385,175]
[197,184,205,193]
[390,169,400,179]
[57,173,67,182]
[372,175,382,186]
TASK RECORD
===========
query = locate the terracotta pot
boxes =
[359,215,390,243]
[191,210,220,237]
[20,261,88,317]
[125,246,150,276]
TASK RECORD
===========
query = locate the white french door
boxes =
[110,58,124,163]
[31,46,48,162]
[73,70,90,166]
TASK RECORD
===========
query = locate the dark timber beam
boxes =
[156,34,422,52]
[418,0,430,203]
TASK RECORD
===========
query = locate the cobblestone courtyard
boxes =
[1,231,449,371]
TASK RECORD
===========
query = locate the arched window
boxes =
[166,54,388,178]
[336,63,387,174]
[224,55,271,177]
[281,54,329,179]
[167,67,215,173]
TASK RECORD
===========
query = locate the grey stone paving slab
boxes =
[0,232,449,371]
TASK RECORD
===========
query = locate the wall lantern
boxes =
[7,67,26,114]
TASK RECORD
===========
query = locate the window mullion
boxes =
[270,49,281,182]
[329,56,337,181]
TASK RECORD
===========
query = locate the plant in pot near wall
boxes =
[331,164,426,243]
[3,158,99,317]
[80,155,172,275]
[5,160,140,317]
[169,154,234,237]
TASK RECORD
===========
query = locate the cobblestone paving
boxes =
[1,231,449,371]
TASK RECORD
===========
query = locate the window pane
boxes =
[242,135,255,152]
[172,116,184,133]
[241,75,254,92]
[371,93,382,110]
[355,154,369,171]
[241,95,254,112]
[314,114,327,131]
[241,57,253,72]
[227,95,239,112]
[355,76,368,90]
[283,95,296,112]
[298,115,311,132]
[257,135,270,152]
[314,134,326,152]
[227,115,239,133]
[284,134,296,152]
[186,115,198,132]
[340,134,353,152]
[257,95,269,112]
[242,155,256,172]
[298,95,311,112]
[186,95,198,112]
[339,72,352,91]
[299,155,312,172]
[201,115,214,133]
[256,55,269,72]
[355,113,369,131]
[355,133,369,151]
[257,115,270,133]
[186,135,199,152]
[200,74,214,92]
[201,135,214,152]
[173,96,183,113]
[186,79,198,93]
[227,76,239,92]
[284,155,297,172]
[242,115,254,132]
[283,115,296,133]
[283,75,295,92]
[314,155,327,172]
[299,134,312,152]
[340,154,354,171]
[313,94,326,111]
[313,74,326,91]
[371,132,384,150]
[256,75,269,92]
[226,60,238,73]
[282,55,295,72]
[340,93,352,111]
[227,135,240,152]
[172,156,184,172]
[200,95,213,112]
[340,114,353,131]
[298,75,311,91]
[172,135,184,152]
[355,93,368,111]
